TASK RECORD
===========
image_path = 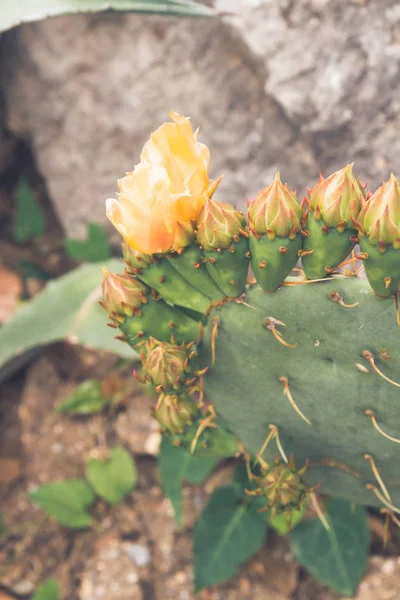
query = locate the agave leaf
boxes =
[0,259,135,379]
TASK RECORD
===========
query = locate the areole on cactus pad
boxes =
[102,112,400,521]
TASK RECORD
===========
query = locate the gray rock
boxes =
[1,1,400,238]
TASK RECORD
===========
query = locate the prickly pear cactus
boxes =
[102,113,400,521]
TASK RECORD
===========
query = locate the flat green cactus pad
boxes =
[200,277,400,508]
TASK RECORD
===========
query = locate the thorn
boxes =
[355,252,369,261]
[279,376,311,425]
[367,485,400,515]
[300,229,310,237]
[365,410,400,445]
[298,249,314,257]
[279,246,288,254]
[229,279,237,285]
[190,405,218,455]
[193,262,201,269]
[364,454,392,502]
[245,250,251,258]
[264,317,296,349]
[321,225,329,234]
[309,458,361,479]
[362,351,400,388]
[211,317,220,365]
[328,291,359,308]
[258,260,267,268]
[385,277,392,289]
[355,362,369,373]
[395,293,400,328]
[269,424,288,464]
[311,493,330,531]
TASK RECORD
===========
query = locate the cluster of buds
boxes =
[136,337,207,434]
[246,456,313,519]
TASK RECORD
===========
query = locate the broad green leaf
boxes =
[32,578,61,600]
[64,222,111,263]
[158,436,219,527]
[85,446,137,505]
[56,379,108,415]
[30,479,95,528]
[193,485,267,591]
[13,178,45,243]
[0,259,135,375]
[289,498,370,597]
[1,0,215,33]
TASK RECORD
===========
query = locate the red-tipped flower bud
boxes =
[154,393,200,434]
[101,268,148,317]
[256,457,311,517]
[196,198,246,251]
[308,163,365,230]
[248,172,302,241]
[357,174,400,250]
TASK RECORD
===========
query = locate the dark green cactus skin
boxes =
[249,235,302,292]
[119,297,202,345]
[204,236,250,297]
[200,277,400,508]
[167,246,225,302]
[359,238,400,298]
[168,416,239,458]
[131,257,212,313]
[302,217,355,279]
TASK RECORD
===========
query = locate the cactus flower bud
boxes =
[248,173,302,240]
[154,393,200,434]
[357,174,400,297]
[101,268,148,318]
[302,164,366,280]
[248,173,303,291]
[195,197,250,298]
[141,337,197,394]
[308,163,364,229]
[255,457,311,517]
[196,198,246,251]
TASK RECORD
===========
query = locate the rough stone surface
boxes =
[2,2,400,238]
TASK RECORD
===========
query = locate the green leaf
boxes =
[0,259,135,376]
[1,0,215,33]
[193,485,267,591]
[64,222,111,263]
[13,178,45,243]
[56,379,108,415]
[289,498,370,597]
[32,578,61,600]
[85,446,137,505]
[158,436,219,527]
[30,479,95,528]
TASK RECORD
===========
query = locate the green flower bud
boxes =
[256,457,311,517]
[141,337,197,394]
[123,243,155,273]
[154,393,200,434]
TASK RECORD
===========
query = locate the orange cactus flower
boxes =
[106,113,214,255]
